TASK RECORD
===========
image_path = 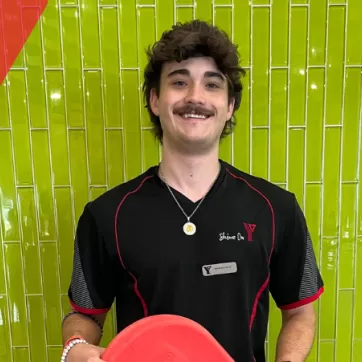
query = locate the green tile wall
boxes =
[0,0,361,361]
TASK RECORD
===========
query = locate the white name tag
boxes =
[202,262,237,276]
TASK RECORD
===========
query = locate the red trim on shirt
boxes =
[70,300,110,315]
[279,287,324,310]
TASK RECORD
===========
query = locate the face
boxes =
[150,57,235,152]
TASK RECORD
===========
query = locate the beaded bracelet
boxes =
[61,337,88,362]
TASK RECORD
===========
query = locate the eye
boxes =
[172,80,186,87]
[206,83,220,89]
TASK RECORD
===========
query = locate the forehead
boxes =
[161,56,224,79]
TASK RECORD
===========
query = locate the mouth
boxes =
[174,110,214,120]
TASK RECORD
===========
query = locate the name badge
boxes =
[202,262,237,276]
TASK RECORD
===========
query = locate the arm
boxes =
[269,194,324,362]
[275,304,316,362]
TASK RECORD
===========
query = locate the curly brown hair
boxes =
[142,19,246,142]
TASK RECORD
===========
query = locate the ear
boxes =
[226,97,235,120]
[149,88,160,116]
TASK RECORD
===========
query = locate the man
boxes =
[62,20,324,362]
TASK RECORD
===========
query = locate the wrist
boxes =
[61,335,88,362]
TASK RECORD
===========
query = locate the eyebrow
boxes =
[167,69,225,82]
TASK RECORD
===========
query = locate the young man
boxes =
[62,20,324,362]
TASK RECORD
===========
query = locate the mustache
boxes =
[173,104,215,117]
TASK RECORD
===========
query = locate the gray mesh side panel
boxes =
[299,231,319,299]
[70,237,95,309]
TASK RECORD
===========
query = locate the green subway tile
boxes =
[99,0,116,5]
[27,296,47,362]
[61,8,84,128]
[267,298,281,362]
[271,0,288,67]
[177,0,193,4]
[12,49,25,68]
[40,242,62,345]
[360,156,362,236]
[319,341,335,362]
[120,0,138,68]
[122,70,142,180]
[24,17,47,129]
[233,70,250,173]
[325,6,345,125]
[47,347,63,362]
[339,184,356,289]
[60,0,78,4]
[355,237,362,339]
[336,290,353,362]
[91,187,107,201]
[0,235,4,294]
[288,128,305,206]
[143,130,159,170]
[79,0,101,68]
[319,237,337,339]
[138,7,156,128]
[8,71,33,186]
[41,0,62,67]
[270,70,287,184]
[289,7,307,126]
[156,0,174,39]
[346,0,362,65]
[100,307,117,348]
[69,130,89,222]
[31,131,56,241]
[291,0,307,3]
[252,8,269,127]
[61,294,72,318]
[176,6,194,23]
[0,296,11,361]
[13,348,29,362]
[305,184,322,263]
[309,0,327,66]
[342,68,361,182]
[0,131,20,241]
[18,188,41,294]
[354,340,362,361]
[253,0,269,4]
[84,71,106,186]
[330,0,345,3]
[214,0,231,4]
[323,128,341,237]
[0,81,9,128]
[106,130,125,188]
[252,129,268,180]
[100,7,122,128]
[234,0,250,67]
[195,0,212,24]
[306,69,324,182]
[54,188,74,294]
[138,0,155,3]
[46,71,70,186]
[4,243,28,346]
[214,7,232,38]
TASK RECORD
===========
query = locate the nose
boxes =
[184,83,205,105]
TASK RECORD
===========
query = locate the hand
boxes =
[66,343,106,362]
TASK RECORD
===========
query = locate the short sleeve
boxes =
[68,203,115,315]
[269,195,324,310]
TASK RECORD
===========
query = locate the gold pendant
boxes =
[183,222,196,235]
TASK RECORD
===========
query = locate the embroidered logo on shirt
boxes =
[202,262,237,276]
[243,223,256,242]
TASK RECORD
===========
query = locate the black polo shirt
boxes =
[68,159,324,362]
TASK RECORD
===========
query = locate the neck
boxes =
[159,143,221,202]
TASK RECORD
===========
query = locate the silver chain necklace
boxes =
[159,162,221,236]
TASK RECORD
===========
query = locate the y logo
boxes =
[203,266,212,275]
[243,223,256,242]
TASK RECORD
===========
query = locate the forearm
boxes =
[62,313,103,346]
[275,312,316,362]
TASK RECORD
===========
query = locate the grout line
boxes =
[249,2,253,174]
[351,4,362,351]
[267,1,271,182]
[97,0,109,193]
[136,4,156,8]
[334,4,348,359]
[230,0,235,166]
[303,2,311,212]
[345,65,362,68]
[339,288,355,291]
[0,128,12,131]
[213,5,233,9]
[98,5,117,9]
[328,3,347,6]
[285,0,291,191]
[175,5,195,8]
[251,4,271,8]
[45,67,65,71]
[317,0,330,356]
[291,4,308,7]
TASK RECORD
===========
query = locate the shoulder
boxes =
[222,161,298,217]
[85,166,158,221]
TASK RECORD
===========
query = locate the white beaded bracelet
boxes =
[60,338,88,362]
